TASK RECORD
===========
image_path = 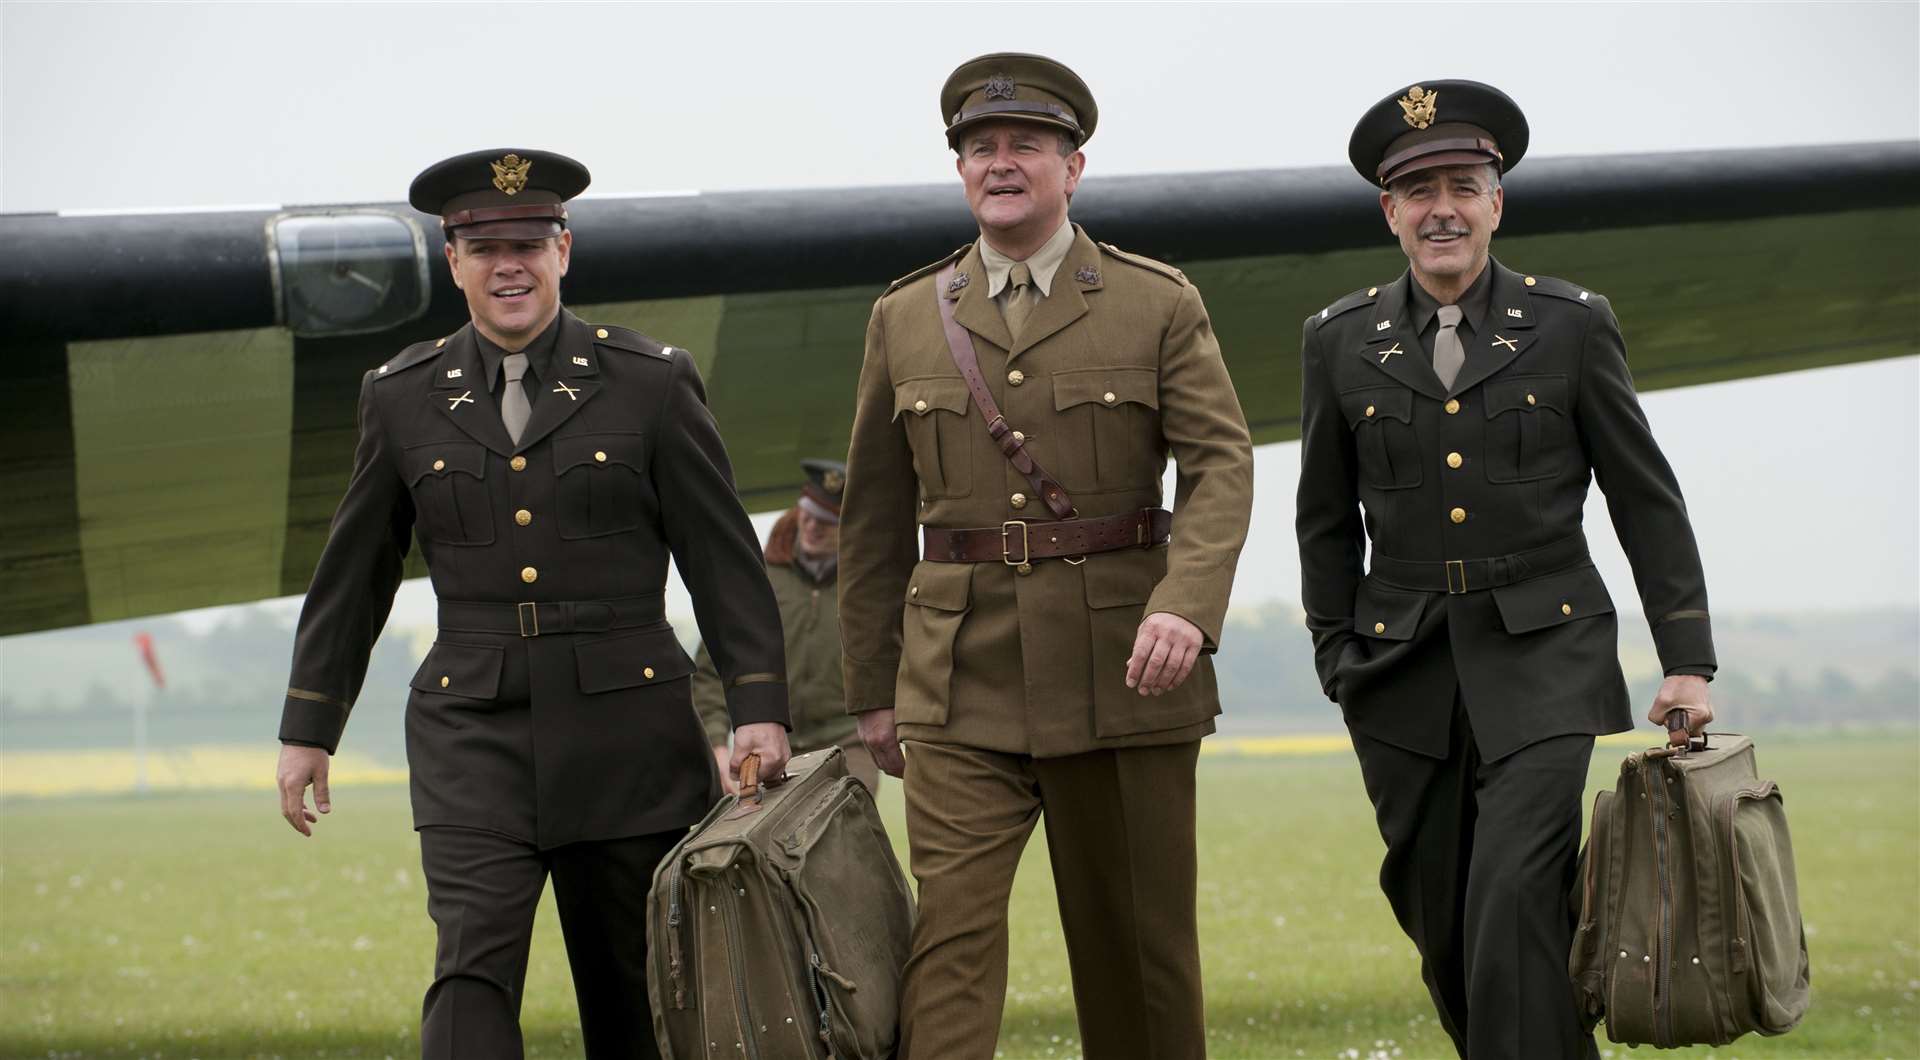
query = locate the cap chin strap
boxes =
[442,202,569,230]
[948,100,1083,141]
[1376,136,1503,184]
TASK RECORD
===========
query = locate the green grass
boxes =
[3,734,1914,1059]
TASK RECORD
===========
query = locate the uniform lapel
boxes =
[430,325,515,457]
[512,310,604,453]
[1448,260,1538,397]
[1007,226,1095,361]
[948,243,1014,354]
[1355,274,1448,401]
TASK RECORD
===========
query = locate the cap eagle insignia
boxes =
[1398,85,1438,130]
[491,153,533,196]
[821,469,845,494]
[985,74,1018,101]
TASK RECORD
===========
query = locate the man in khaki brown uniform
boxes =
[838,53,1254,1060]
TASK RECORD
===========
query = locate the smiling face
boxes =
[956,120,1083,251]
[1381,164,1503,293]
[444,230,571,350]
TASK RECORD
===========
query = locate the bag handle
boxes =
[1653,709,1709,757]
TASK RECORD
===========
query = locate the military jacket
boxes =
[1296,260,1716,761]
[840,226,1254,757]
[279,309,788,848]
[694,549,852,753]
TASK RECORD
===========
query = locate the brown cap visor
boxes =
[443,202,568,237]
[947,100,1083,143]
[1378,136,1503,186]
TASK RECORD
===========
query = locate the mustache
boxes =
[1419,224,1471,238]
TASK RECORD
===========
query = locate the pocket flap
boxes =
[553,431,645,474]
[574,626,695,694]
[1483,374,1568,417]
[1491,563,1616,634]
[1339,386,1414,428]
[1082,551,1160,609]
[1052,366,1159,412]
[905,561,972,612]
[410,641,504,699]
[1353,579,1427,641]
[893,377,971,419]
[403,440,487,486]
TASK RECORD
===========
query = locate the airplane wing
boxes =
[2,142,1915,635]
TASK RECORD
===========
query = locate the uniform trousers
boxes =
[1349,699,1600,1060]
[417,824,680,1060]
[897,739,1205,1060]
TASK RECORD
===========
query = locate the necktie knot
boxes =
[1437,304,1464,328]
[1009,262,1033,291]
[502,352,529,384]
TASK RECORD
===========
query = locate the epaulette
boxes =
[1097,242,1188,286]
[1311,286,1382,329]
[884,245,969,295]
[371,336,447,380]
[590,323,675,361]
[1521,273,1604,307]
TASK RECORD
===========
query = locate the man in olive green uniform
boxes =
[272,149,791,1060]
[695,459,879,792]
[1295,82,1719,1059]
[839,54,1254,1060]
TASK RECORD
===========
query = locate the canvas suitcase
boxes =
[1569,723,1811,1048]
[648,746,915,1060]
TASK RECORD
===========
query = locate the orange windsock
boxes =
[133,631,165,690]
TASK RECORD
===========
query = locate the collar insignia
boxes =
[445,368,463,379]
[1378,342,1405,363]
[552,380,581,401]
[572,356,590,367]
[491,153,532,196]
[1492,334,1520,351]
[447,390,474,410]
[948,271,971,294]
[1398,85,1438,130]
[1075,266,1101,284]
[1375,319,1393,332]
[985,74,1017,101]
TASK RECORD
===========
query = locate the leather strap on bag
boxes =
[935,263,1075,520]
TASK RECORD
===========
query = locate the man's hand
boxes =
[276,743,332,837]
[711,744,738,795]
[730,723,791,788]
[1126,612,1205,696]
[857,708,905,778]
[1648,674,1714,736]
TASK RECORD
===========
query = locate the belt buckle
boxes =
[1445,560,1468,595]
[516,601,540,637]
[1001,520,1030,567]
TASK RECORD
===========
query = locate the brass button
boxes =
[521,566,538,583]
[644,667,655,679]
[1450,507,1467,524]
[910,586,919,598]
[596,328,610,339]
[515,509,532,526]
[510,455,527,471]
[1446,452,1463,469]
[1007,370,1025,386]
[1562,603,1574,616]
[435,337,447,348]
[1012,430,1025,444]
[1016,562,1033,576]
[1367,286,1379,296]
[440,676,450,688]
[1526,393,1537,406]
[594,450,607,462]
[1010,493,1028,509]
[1445,399,1462,415]
[1364,405,1376,418]
[1524,276,1538,287]
[914,399,928,413]
[432,459,445,471]
[1103,391,1117,404]
[1374,622,1386,634]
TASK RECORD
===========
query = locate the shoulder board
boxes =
[371,337,446,380]
[884,245,969,296]
[1522,274,1603,306]
[1097,242,1187,286]
[1311,286,1381,329]
[591,323,675,360]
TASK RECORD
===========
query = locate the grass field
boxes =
[3,733,1914,1059]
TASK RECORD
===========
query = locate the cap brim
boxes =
[1381,149,1502,187]
[448,219,565,241]
[946,112,1082,147]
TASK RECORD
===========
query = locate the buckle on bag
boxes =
[1001,521,1030,566]
[516,601,540,637]
[1446,560,1468,595]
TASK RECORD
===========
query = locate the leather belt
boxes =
[437,593,666,638]
[922,508,1172,566]
[1368,533,1590,595]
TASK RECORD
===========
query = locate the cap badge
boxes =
[1398,85,1438,130]
[822,469,845,494]
[1075,266,1101,284]
[490,153,533,196]
[948,271,971,293]
[985,74,1017,101]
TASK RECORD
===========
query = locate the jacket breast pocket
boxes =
[895,561,971,727]
[1339,386,1421,490]
[1482,374,1569,483]
[554,431,648,539]
[1050,366,1162,493]
[575,626,695,695]
[403,441,494,546]
[893,377,974,499]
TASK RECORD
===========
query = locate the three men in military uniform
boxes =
[1294,81,1719,1058]
[273,148,791,1059]
[838,53,1254,1060]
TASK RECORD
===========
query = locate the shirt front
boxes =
[978,219,1076,312]
[472,311,563,413]
[1407,260,1495,360]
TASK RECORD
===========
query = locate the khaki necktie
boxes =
[501,352,532,445]
[1434,304,1465,390]
[1004,262,1035,340]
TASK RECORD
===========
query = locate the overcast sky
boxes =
[3,2,1917,632]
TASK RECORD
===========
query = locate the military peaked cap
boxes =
[409,148,591,239]
[942,52,1098,148]
[1349,80,1529,187]
[798,458,846,523]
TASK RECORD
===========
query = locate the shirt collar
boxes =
[473,310,563,391]
[978,219,1075,299]
[1408,261,1495,335]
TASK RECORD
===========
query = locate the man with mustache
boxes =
[1295,81,1719,1058]
[839,53,1253,1060]
[273,148,790,1059]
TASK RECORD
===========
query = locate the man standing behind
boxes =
[839,53,1254,1060]
[694,459,879,792]
[1295,82,1719,1059]
[273,149,790,1059]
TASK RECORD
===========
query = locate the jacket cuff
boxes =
[279,695,347,754]
[1652,614,1716,676]
[1144,584,1228,652]
[726,681,790,731]
[843,656,901,714]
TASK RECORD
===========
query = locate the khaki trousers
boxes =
[897,739,1205,1060]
